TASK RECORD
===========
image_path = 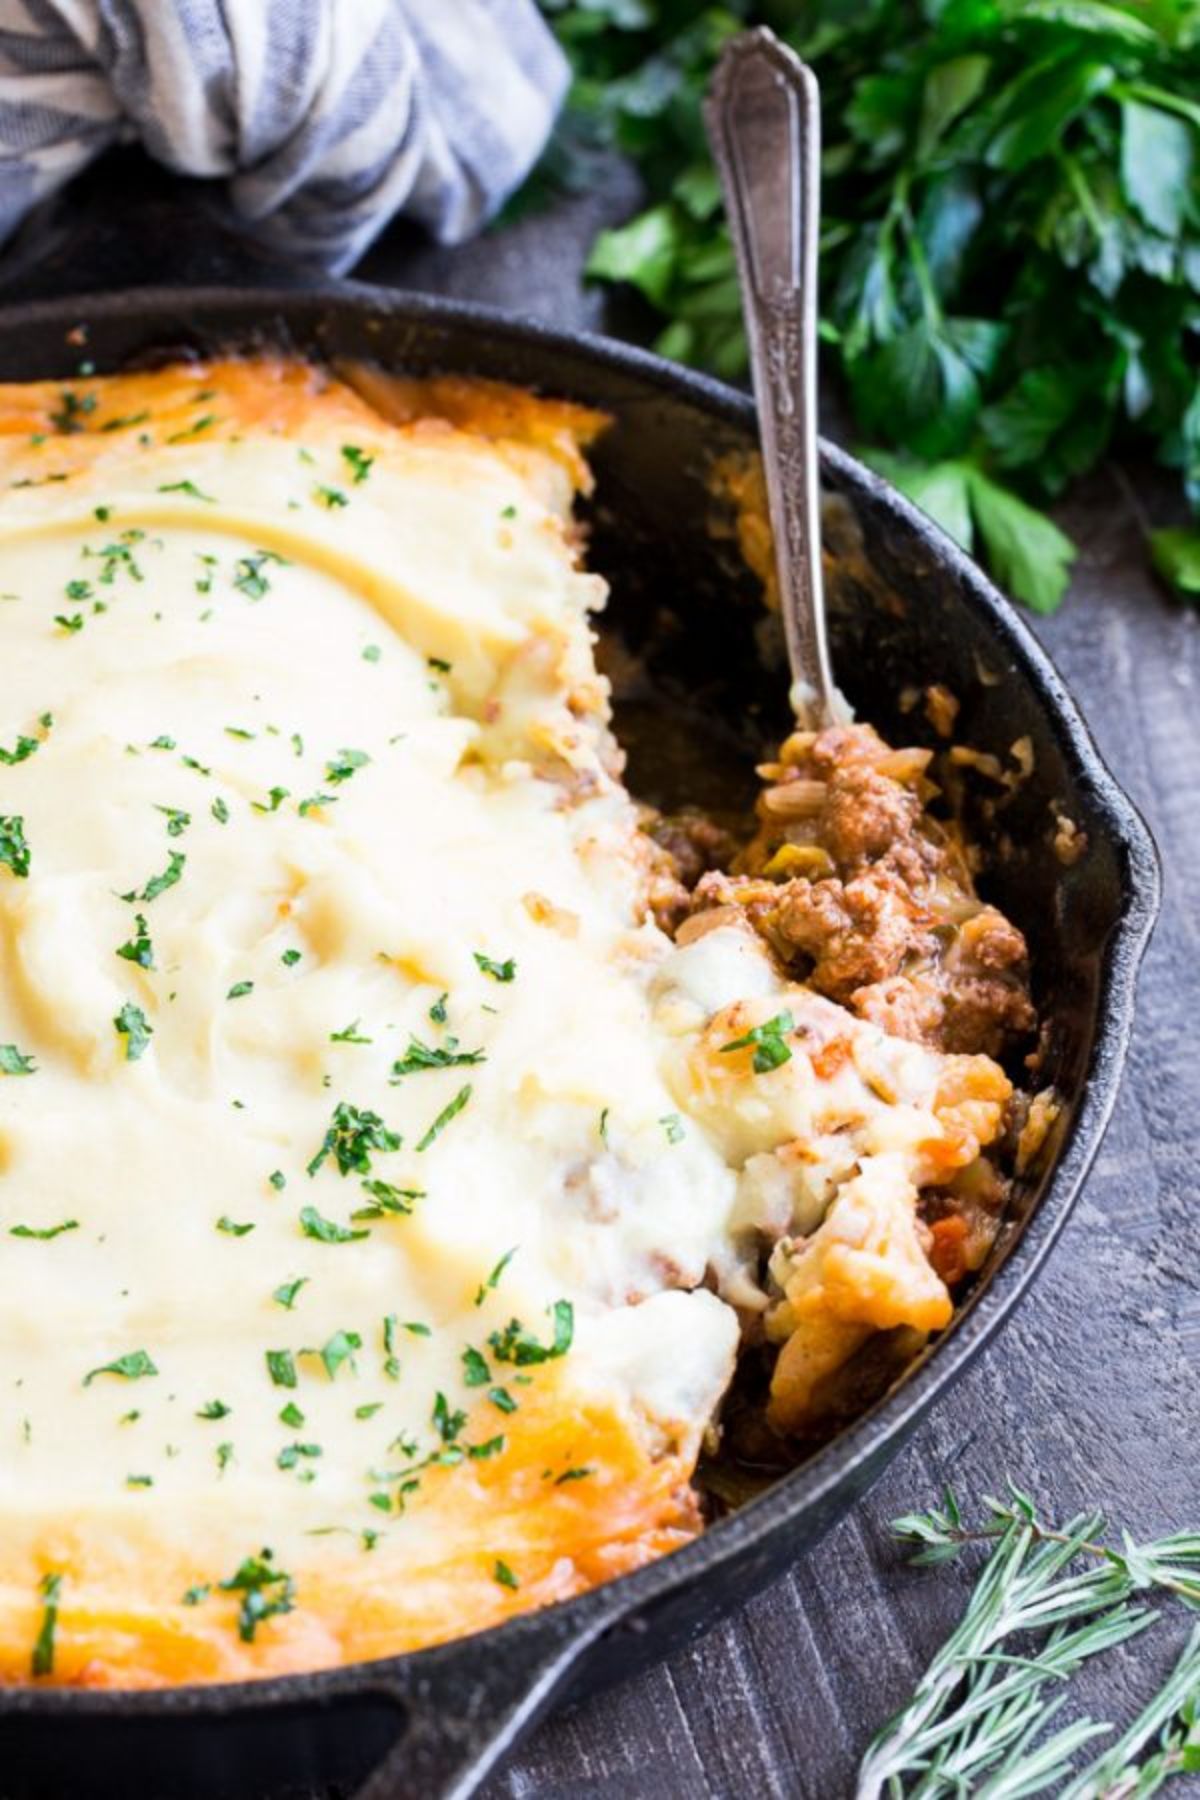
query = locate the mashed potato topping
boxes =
[0,359,1014,1686]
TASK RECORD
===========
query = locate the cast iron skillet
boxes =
[0,178,1160,1800]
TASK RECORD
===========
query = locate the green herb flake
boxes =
[362,644,382,663]
[313,484,348,510]
[299,1206,369,1245]
[432,1391,467,1444]
[353,1179,424,1221]
[0,727,44,765]
[31,1572,63,1676]
[272,1277,308,1311]
[462,1347,491,1387]
[340,445,374,484]
[281,948,302,967]
[473,952,516,983]
[277,1442,322,1471]
[0,1043,38,1076]
[219,1549,295,1643]
[157,480,215,503]
[83,1349,158,1387]
[488,1386,518,1415]
[390,1035,484,1080]
[319,1329,362,1380]
[10,1219,77,1239]
[226,981,254,1001]
[0,815,31,879]
[115,912,154,969]
[155,805,191,838]
[719,1010,795,1075]
[182,1585,210,1607]
[415,1084,472,1153]
[216,1216,255,1237]
[269,1171,287,1192]
[659,1113,685,1146]
[197,1400,231,1420]
[279,1402,305,1428]
[331,1020,373,1044]
[265,1350,298,1389]
[113,1002,153,1062]
[324,747,370,785]
[493,1559,519,1591]
[129,849,186,904]
[355,1402,383,1420]
[474,1246,518,1306]
[306,1101,401,1178]
[488,1301,574,1367]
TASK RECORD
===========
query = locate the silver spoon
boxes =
[704,27,840,728]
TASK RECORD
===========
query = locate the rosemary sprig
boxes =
[856,1488,1200,1800]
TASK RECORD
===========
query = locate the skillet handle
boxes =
[348,1606,610,1800]
[0,148,309,303]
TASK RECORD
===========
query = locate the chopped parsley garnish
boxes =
[462,1348,491,1387]
[429,992,448,1025]
[719,1010,796,1074]
[126,849,186,904]
[554,1466,595,1485]
[216,1442,234,1473]
[113,1002,153,1061]
[659,1113,684,1146]
[11,1220,77,1239]
[167,414,216,442]
[31,1572,63,1676]
[0,815,31,878]
[197,1400,231,1420]
[281,948,302,967]
[53,613,84,634]
[182,754,211,776]
[157,480,215,503]
[415,1084,472,1153]
[279,1402,305,1428]
[390,1036,484,1080]
[211,796,230,824]
[0,730,41,765]
[269,1171,287,1191]
[65,580,91,602]
[488,1387,517,1414]
[324,747,369,784]
[474,1246,518,1306]
[116,913,154,969]
[272,1277,307,1311]
[0,1043,37,1076]
[473,952,516,983]
[216,1216,255,1236]
[313,484,348,510]
[331,1021,372,1044]
[155,805,191,837]
[149,736,176,751]
[355,1402,383,1420]
[362,644,382,663]
[319,1329,361,1380]
[126,1473,154,1488]
[427,656,452,675]
[85,529,145,586]
[265,1350,297,1389]
[277,1442,322,1471]
[224,726,254,741]
[182,1585,210,1606]
[352,1179,423,1221]
[50,389,95,434]
[83,1349,158,1387]
[500,504,518,520]
[219,1549,295,1643]
[432,1391,467,1443]
[299,1205,368,1245]
[307,1101,401,1177]
[469,1435,505,1460]
[493,1559,519,1591]
[488,1301,574,1367]
[100,411,149,433]
[598,1107,610,1146]
[226,981,254,1001]
[340,445,374,484]
[252,786,289,814]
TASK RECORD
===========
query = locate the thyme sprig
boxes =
[856,1488,1200,1800]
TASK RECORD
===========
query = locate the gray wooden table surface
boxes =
[358,166,1200,1799]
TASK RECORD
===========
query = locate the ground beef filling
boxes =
[682,722,1035,1061]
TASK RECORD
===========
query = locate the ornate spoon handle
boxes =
[704,27,839,726]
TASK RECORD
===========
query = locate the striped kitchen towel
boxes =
[0,0,569,272]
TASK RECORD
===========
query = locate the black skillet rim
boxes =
[0,281,1162,1721]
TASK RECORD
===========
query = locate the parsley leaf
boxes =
[415,1083,472,1152]
[113,1002,153,1061]
[488,1300,574,1367]
[720,1010,796,1074]
[219,1549,295,1643]
[116,913,155,969]
[0,815,30,878]
[306,1102,401,1177]
[299,1206,369,1245]
[389,1035,485,1080]
[0,1044,37,1076]
[84,1349,158,1386]
[31,1572,62,1676]
[473,952,516,982]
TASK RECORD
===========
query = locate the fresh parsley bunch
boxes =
[536,0,1200,612]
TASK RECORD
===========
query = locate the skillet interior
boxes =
[0,287,1159,1800]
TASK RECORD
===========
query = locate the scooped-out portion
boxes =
[0,357,1033,1686]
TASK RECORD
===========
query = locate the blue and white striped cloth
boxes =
[0,0,569,272]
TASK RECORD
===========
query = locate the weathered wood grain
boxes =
[360,168,1200,1800]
